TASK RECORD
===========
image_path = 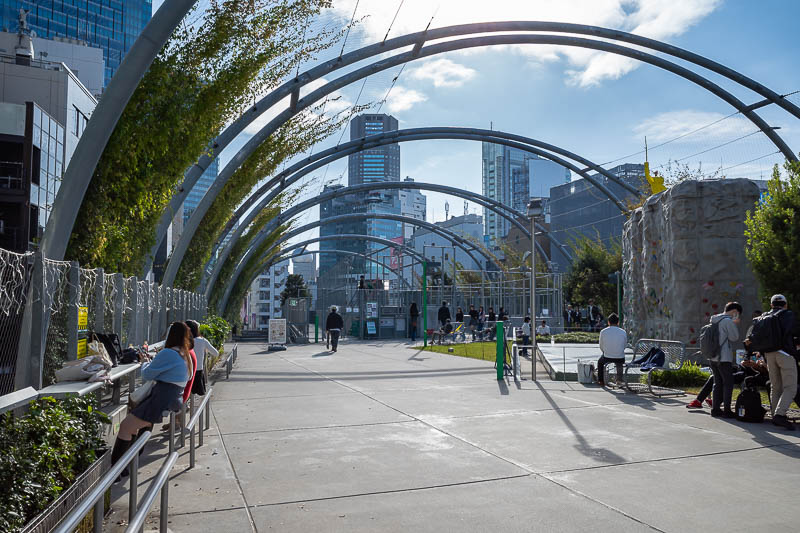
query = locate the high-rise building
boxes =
[0,26,99,251]
[1,0,152,87]
[398,176,426,240]
[248,259,288,330]
[319,184,368,276]
[549,163,645,271]
[183,158,218,224]
[482,142,570,247]
[410,213,484,278]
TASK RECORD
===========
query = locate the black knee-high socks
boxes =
[110,436,132,465]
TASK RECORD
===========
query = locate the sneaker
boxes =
[772,414,796,431]
[722,410,737,419]
[705,398,713,407]
[686,399,703,409]
[710,409,723,418]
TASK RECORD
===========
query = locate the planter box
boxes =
[20,450,111,533]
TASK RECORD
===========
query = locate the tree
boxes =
[280,274,310,305]
[563,235,622,316]
[745,160,800,309]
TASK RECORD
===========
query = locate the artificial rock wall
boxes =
[622,179,761,353]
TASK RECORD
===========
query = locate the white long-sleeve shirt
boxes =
[599,326,627,359]
[192,336,219,370]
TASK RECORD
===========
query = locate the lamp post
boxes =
[527,199,543,380]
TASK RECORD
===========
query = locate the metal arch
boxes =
[214,182,562,311]
[260,249,413,290]
[144,21,800,275]
[161,34,796,286]
[199,129,626,291]
[219,234,427,314]
[244,213,498,288]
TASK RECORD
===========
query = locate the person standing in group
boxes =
[597,313,627,386]
[468,304,480,340]
[760,295,797,430]
[186,319,218,397]
[520,316,532,356]
[487,307,497,341]
[326,305,344,353]
[438,301,451,327]
[111,322,194,467]
[455,307,464,324]
[409,302,420,343]
[478,306,486,337]
[589,300,602,332]
[707,301,743,418]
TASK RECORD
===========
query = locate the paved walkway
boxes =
[110,339,800,532]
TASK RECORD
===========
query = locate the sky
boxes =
[155,0,800,257]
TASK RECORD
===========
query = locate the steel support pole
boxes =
[113,274,124,339]
[531,216,537,381]
[422,260,428,348]
[67,262,80,361]
[94,268,104,333]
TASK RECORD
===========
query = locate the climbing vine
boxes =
[65,0,341,274]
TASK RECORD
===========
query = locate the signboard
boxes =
[366,302,378,318]
[395,317,406,331]
[269,319,287,344]
[346,307,352,313]
[77,338,87,358]
[366,321,377,335]
[77,306,88,358]
[379,317,394,328]
[78,307,88,329]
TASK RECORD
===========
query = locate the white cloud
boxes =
[385,86,427,112]
[408,58,477,88]
[330,0,721,87]
[633,110,753,143]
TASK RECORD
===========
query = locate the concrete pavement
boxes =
[109,338,800,532]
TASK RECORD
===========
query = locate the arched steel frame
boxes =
[195,128,634,290]
[40,14,799,268]
[147,29,800,281]
[219,234,427,314]
[213,183,564,313]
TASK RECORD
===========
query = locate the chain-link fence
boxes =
[0,247,208,394]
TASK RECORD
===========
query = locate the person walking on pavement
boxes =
[326,306,344,353]
[438,301,451,327]
[761,295,798,430]
[409,302,420,343]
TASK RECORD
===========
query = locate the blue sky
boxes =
[155,0,800,235]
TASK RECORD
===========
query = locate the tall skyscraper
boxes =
[482,142,570,247]
[183,158,218,224]
[347,113,402,278]
[1,0,153,87]
[398,177,426,240]
[319,184,368,276]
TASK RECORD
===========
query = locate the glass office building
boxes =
[0,0,152,86]
[183,157,218,224]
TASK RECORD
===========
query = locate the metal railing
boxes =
[54,431,152,533]
[225,344,238,379]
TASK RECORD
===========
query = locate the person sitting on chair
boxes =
[597,313,626,386]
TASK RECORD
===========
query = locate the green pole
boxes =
[496,321,504,380]
[422,260,428,347]
[314,314,319,343]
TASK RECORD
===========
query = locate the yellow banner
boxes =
[78,306,88,329]
[77,338,88,359]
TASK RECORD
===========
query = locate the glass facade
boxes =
[1,0,152,86]
[28,102,64,244]
[183,157,218,224]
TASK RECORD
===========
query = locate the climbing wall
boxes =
[623,179,762,357]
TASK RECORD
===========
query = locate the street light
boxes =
[527,198,543,381]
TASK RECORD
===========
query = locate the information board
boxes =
[269,319,287,344]
[77,306,88,358]
[366,321,377,335]
[366,302,378,318]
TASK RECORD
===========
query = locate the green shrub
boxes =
[535,332,600,344]
[648,361,710,388]
[201,314,230,351]
[0,396,109,532]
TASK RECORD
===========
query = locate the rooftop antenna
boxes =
[464,201,468,216]
[444,201,449,220]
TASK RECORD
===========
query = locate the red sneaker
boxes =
[705,399,713,407]
[686,399,703,409]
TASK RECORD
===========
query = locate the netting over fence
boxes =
[0,249,34,395]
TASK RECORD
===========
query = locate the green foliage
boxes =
[281,273,309,305]
[745,160,800,309]
[0,396,109,532]
[200,314,231,352]
[563,235,622,316]
[648,361,710,388]
[65,0,341,274]
[535,332,601,344]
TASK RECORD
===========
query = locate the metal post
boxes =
[142,281,150,344]
[179,402,186,448]
[94,268,104,333]
[190,420,196,469]
[451,248,456,311]
[67,262,80,360]
[23,252,46,389]
[159,478,169,533]
[204,398,210,430]
[93,497,103,533]
[314,314,319,343]
[496,321,504,380]
[199,404,204,447]
[422,260,428,347]
[169,412,175,453]
[129,278,139,347]
[531,215,537,380]
[128,452,139,524]
[150,283,160,342]
[158,285,167,338]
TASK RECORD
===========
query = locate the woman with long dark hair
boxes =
[111,322,194,466]
[186,319,218,396]
[409,302,419,342]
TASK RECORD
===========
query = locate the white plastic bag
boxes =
[577,360,594,384]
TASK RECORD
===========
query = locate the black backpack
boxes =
[747,309,784,353]
[698,318,726,361]
[735,378,766,423]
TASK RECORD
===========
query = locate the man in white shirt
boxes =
[597,313,627,386]
[536,320,551,336]
[520,317,531,356]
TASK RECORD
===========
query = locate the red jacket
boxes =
[182,349,197,402]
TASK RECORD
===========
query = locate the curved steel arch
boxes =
[219,234,427,314]
[142,21,800,274]
[197,128,629,290]
[214,182,564,312]
[161,33,795,285]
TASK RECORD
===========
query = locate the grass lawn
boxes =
[421,341,506,362]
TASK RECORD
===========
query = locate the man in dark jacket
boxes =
[326,306,344,352]
[763,294,797,430]
[438,302,451,327]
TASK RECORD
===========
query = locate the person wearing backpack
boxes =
[705,302,742,418]
[755,295,798,430]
